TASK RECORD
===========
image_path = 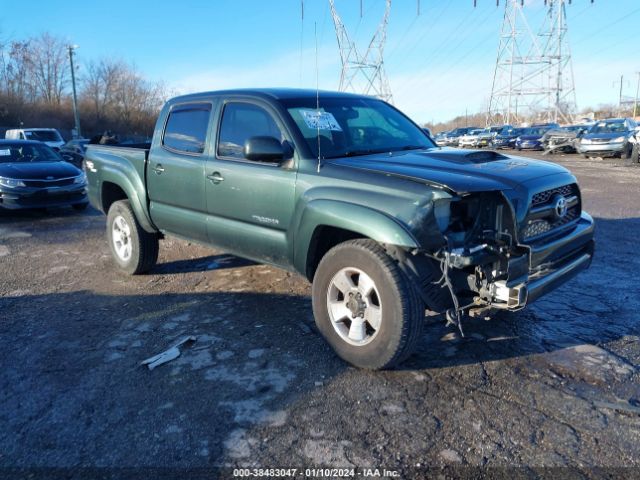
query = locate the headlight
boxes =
[0,177,26,188]
[516,137,521,142]
[612,136,625,143]
[74,172,87,185]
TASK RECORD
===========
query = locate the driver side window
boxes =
[217,103,283,160]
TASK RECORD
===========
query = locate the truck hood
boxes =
[327,149,569,193]
[0,161,81,180]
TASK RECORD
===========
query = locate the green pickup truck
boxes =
[85,89,595,369]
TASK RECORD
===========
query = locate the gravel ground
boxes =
[0,151,639,479]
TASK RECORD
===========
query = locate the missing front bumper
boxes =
[489,244,593,310]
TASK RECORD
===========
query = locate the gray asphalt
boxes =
[0,151,639,479]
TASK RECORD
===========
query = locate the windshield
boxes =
[285,97,435,159]
[589,121,627,134]
[23,130,62,142]
[0,143,62,163]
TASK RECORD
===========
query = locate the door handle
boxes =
[152,164,165,174]
[206,172,224,184]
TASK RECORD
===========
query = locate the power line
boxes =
[486,0,578,125]
[329,0,394,103]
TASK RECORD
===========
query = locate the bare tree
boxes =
[25,33,69,105]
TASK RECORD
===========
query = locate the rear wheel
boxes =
[106,200,158,274]
[312,239,424,370]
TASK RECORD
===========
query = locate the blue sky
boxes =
[2,0,639,123]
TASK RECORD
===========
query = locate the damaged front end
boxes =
[402,185,595,332]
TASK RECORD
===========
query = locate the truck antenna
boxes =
[315,21,321,173]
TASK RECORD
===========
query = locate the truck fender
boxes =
[99,165,156,233]
[293,199,419,275]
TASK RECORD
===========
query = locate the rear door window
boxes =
[162,103,212,154]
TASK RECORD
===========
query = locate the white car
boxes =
[5,128,65,150]
[458,129,484,148]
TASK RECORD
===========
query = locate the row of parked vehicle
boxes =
[0,128,157,212]
[432,118,640,162]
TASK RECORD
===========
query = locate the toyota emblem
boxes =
[554,195,568,219]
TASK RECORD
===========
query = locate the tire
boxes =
[582,154,589,159]
[106,200,159,275]
[621,143,632,160]
[312,239,424,370]
[628,143,639,165]
[72,202,88,211]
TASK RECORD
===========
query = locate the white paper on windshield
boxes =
[300,110,342,131]
[0,149,10,156]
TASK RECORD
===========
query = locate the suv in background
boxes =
[578,118,637,159]
[5,128,65,150]
[515,123,560,151]
[476,125,510,148]
[492,127,526,149]
[444,127,480,147]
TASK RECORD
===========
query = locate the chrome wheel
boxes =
[326,267,382,346]
[111,215,132,261]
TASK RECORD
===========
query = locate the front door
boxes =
[147,101,214,243]
[204,100,297,266]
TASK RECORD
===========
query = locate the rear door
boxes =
[147,101,214,243]
[204,99,297,266]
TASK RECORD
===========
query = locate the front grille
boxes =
[23,177,75,188]
[523,183,580,243]
[531,184,575,207]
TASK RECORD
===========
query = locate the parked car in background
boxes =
[577,118,637,159]
[458,128,484,148]
[59,138,89,168]
[476,125,509,148]
[444,127,480,147]
[542,125,590,154]
[434,131,449,147]
[5,128,65,150]
[629,127,640,164]
[0,140,88,211]
[421,127,435,142]
[492,127,526,149]
[61,138,89,155]
[515,123,560,151]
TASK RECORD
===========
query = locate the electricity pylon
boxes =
[487,0,577,125]
[329,0,394,103]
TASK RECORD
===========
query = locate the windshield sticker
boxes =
[0,149,10,156]
[300,110,343,131]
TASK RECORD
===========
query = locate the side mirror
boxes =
[244,136,285,162]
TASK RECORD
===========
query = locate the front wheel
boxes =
[312,239,424,370]
[106,200,159,275]
[628,143,640,165]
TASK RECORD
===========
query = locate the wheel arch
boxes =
[294,199,419,280]
[98,169,156,233]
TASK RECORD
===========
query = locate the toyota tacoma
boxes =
[84,89,595,369]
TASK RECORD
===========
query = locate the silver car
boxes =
[578,118,637,159]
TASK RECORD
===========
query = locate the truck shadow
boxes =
[153,253,257,274]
